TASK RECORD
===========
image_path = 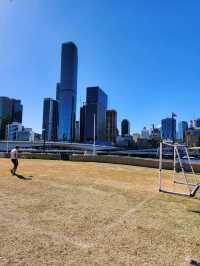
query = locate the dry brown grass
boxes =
[0,158,200,266]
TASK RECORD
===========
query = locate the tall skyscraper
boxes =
[80,104,86,142]
[85,87,108,142]
[0,97,12,139]
[106,110,117,143]
[11,99,23,123]
[57,42,78,142]
[0,97,23,140]
[42,98,58,141]
[161,117,176,141]
[121,119,130,137]
[178,121,188,143]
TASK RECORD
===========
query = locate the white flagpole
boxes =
[7,126,9,154]
[93,114,96,155]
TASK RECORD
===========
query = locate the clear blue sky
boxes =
[1,0,200,133]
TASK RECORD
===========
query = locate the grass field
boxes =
[0,158,200,265]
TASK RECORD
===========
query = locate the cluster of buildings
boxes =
[42,42,130,145]
[0,97,40,142]
[132,116,200,148]
[1,41,200,148]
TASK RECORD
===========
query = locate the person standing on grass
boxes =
[10,146,19,175]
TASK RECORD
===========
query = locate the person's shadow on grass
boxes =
[15,173,33,180]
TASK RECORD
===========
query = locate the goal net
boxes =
[158,141,199,197]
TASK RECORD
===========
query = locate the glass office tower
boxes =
[178,121,188,143]
[0,97,23,140]
[42,98,58,141]
[0,97,13,139]
[57,42,78,142]
[85,87,108,142]
[161,117,176,141]
[11,99,23,123]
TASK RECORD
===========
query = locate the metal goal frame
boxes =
[158,141,199,197]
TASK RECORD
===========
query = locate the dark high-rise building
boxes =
[0,97,12,139]
[0,97,23,140]
[106,110,117,143]
[80,104,86,142]
[11,99,23,123]
[178,121,188,143]
[121,119,130,137]
[85,87,107,142]
[161,117,176,141]
[42,98,58,141]
[57,42,78,142]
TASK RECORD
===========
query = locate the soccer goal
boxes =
[158,141,199,197]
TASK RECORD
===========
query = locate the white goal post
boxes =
[158,141,199,197]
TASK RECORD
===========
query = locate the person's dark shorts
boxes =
[11,159,18,168]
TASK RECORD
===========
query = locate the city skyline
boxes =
[0,88,199,146]
[1,0,200,133]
